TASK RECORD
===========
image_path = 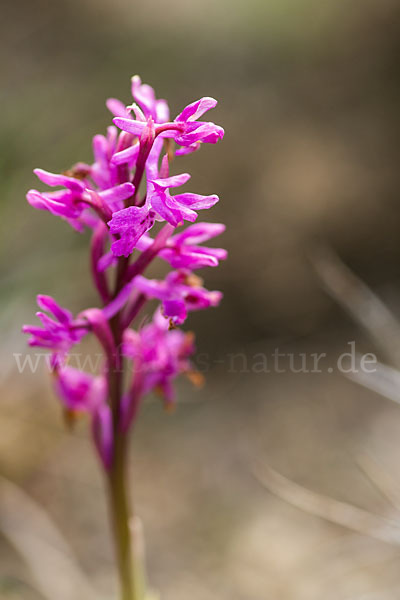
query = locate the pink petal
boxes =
[110,142,140,166]
[36,295,74,324]
[173,193,219,210]
[106,97,130,118]
[173,222,225,244]
[33,169,85,193]
[176,97,218,122]
[99,182,135,207]
[113,117,147,136]
[151,173,191,189]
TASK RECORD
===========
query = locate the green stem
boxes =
[106,306,148,600]
[106,315,139,600]
[107,432,135,600]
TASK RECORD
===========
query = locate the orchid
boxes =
[136,222,227,269]
[22,295,88,364]
[113,85,223,156]
[147,173,219,226]
[121,309,196,428]
[134,270,223,325]
[55,366,113,469]
[22,76,225,600]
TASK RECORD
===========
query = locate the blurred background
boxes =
[2,0,400,598]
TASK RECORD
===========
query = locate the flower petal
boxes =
[151,173,191,189]
[176,97,218,122]
[172,222,225,245]
[110,142,140,166]
[163,298,187,324]
[106,97,130,118]
[99,182,135,210]
[33,169,85,193]
[36,295,74,324]
[173,193,219,210]
[113,117,147,136]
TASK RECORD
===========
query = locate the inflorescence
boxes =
[22,76,226,469]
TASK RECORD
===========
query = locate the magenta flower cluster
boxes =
[22,77,225,470]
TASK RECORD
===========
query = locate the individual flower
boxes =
[130,75,170,123]
[26,169,88,232]
[113,96,224,155]
[55,366,112,469]
[134,269,222,325]
[136,222,227,270]
[22,297,120,367]
[27,168,134,230]
[120,310,195,427]
[55,365,107,413]
[148,174,219,227]
[169,97,225,154]
[106,76,169,170]
[22,295,88,364]
[107,75,169,124]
